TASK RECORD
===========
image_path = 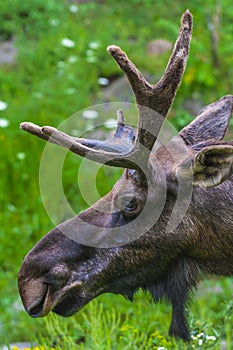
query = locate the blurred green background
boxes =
[0,0,232,348]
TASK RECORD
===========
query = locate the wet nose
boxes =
[18,276,48,317]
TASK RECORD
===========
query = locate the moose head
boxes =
[18,11,233,341]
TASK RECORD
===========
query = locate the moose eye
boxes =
[125,199,138,212]
[114,195,142,219]
[115,195,137,212]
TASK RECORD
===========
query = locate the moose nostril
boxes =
[27,289,48,318]
[46,264,70,288]
[29,300,45,317]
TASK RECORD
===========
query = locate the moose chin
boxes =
[18,10,233,341]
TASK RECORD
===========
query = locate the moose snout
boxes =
[18,262,71,318]
[18,276,49,317]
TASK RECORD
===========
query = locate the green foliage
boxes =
[26,288,233,349]
[0,0,233,348]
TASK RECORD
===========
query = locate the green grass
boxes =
[0,0,233,348]
[24,284,233,349]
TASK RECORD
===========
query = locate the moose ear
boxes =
[179,95,233,146]
[192,145,233,187]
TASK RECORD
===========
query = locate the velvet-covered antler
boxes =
[20,10,192,171]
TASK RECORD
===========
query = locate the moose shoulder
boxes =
[18,10,233,341]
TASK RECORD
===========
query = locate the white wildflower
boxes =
[206,335,216,341]
[50,18,59,26]
[61,38,75,48]
[89,42,99,49]
[0,118,9,128]
[86,49,94,56]
[104,118,117,129]
[82,110,98,119]
[86,49,97,62]
[17,152,26,160]
[98,77,110,86]
[197,332,204,338]
[0,101,8,111]
[86,56,97,63]
[69,4,79,13]
[198,339,203,346]
[7,204,16,212]
[67,55,77,64]
[57,61,65,69]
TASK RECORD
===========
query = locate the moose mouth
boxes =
[52,293,90,316]
[28,286,90,318]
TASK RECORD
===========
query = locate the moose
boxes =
[18,10,233,341]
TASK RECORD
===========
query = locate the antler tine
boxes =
[107,10,192,151]
[20,112,140,170]
[20,122,59,145]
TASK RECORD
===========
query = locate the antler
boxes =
[20,10,192,172]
